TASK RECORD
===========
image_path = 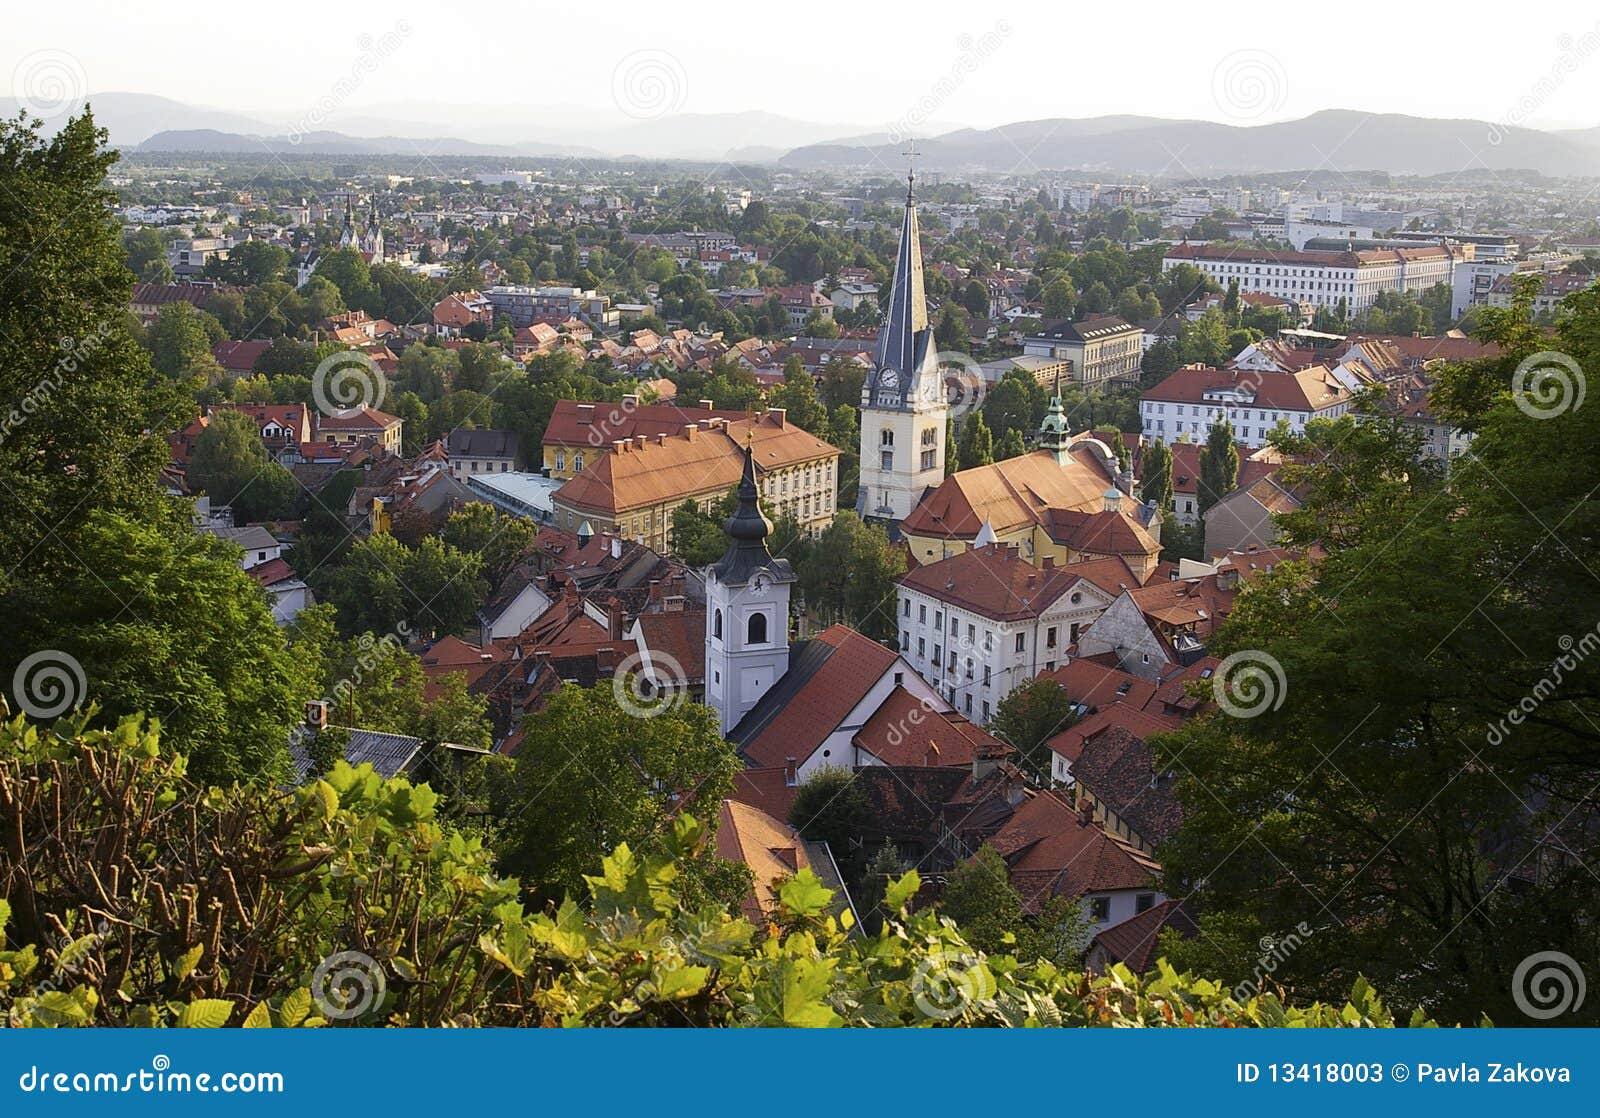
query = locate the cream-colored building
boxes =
[551,410,839,554]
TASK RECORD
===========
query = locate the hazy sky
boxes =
[8,0,1600,131]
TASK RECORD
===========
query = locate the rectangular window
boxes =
[982,700,991,721]
[901,631,909,651]
[918,638,925,658]
[1046,626,1057,649]
[903,599,910,616]
[935,611,943,629]
[1090,897,1110,922]
[1136,893,1156,914]
[1015,633,1025,653]
[983,665,991,686]
[934,644,942,666]
[919,604,926,623]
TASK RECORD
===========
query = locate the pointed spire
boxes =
[874,163,929,380]
[711,443,792,585]
[723,442,770,544]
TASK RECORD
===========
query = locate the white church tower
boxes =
[856,165,948,529]
[705,443,796,736]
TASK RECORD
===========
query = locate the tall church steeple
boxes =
[856,152,949,527]
[705,444,796,736]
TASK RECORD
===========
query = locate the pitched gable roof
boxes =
[731,625,899,769]
[900,448,1126,539]
[851,685,1001,767]
[1090,899,1199,972]
[899,545,1137,621]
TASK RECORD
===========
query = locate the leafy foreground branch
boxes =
[0,708,1431,1027]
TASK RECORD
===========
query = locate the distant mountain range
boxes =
[782,110,1600,178]
[7,93,1600,177]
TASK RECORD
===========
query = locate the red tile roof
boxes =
[738,625,899,769]
[990,790,1161,911]
[851,685,1000,767]
[1045,702,1182,766]
[1141,365,1350,413]
[1090,899,1198,972]
[900,449,1125,539]
[898,546,1139,622]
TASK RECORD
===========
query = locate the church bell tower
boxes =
[705,443,796,736]
[856,163,948,528]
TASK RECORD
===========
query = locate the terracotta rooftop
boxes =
[899,545,1139,621]
[901,448,1126,540]
[991,790,1161,912]
[732,625,900,770]
[554,411,838,517]
[1141,365,1351,413]
[1090,899,1198,972]
[851,685,1001,768]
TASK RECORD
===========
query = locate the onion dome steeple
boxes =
[711,442,794,587]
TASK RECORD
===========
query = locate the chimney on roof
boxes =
[633,434,647,449]
[622,393,639,407]
[784,756,798,787]
[648,577,662,605]
[1042,556,1055,570]
[767,407,786,428]
[699,399,714,410]
[1077,795,1096,829]
[534,649,552,668]
[304,699,329,731]
[1027,570,1038,589]
[684,422,698,441]
[561,578,579,605]
[972,741,1007,783]
[607,597,625,640]
[577,403,595,422]
[610,536,622,560]
[596,646,618,673]
[613,438,628,453]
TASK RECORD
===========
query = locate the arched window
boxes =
[574,452,585,472]
[713,609,723,639]
[747,612,768,645]
[880,428,894,446]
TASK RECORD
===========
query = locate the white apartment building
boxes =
[1162,243,1467,315]
[1141,365,1353,449]
[896,545,1132,724]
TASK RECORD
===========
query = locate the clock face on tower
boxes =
[879,368,900,391]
